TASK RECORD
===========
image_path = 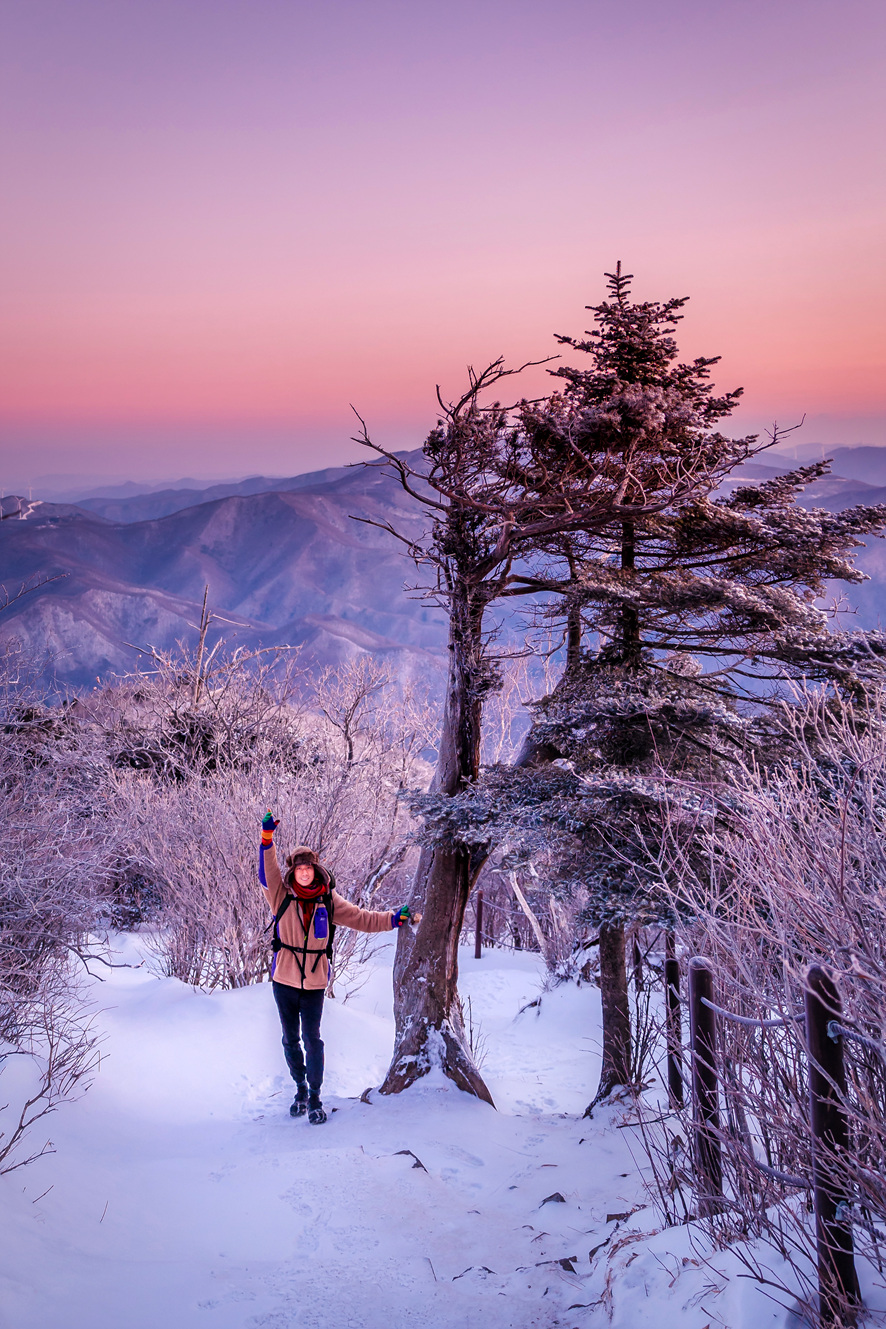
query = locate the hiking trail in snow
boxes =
[3,933,881,1328]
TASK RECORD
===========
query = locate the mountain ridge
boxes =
[3,449,886,691]
[71,461,379,523]
[0,458,443,689]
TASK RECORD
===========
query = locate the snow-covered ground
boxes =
[2,936,883,1328]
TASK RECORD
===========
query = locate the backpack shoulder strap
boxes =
[324,888,336,960]
[272,893,294,952]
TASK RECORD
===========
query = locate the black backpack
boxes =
[271,886,337,983]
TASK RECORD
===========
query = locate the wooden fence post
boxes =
[632,933,644,992]
[474,889,483,960]
[805,965,859,1328]
[688,956,723,1215]
[665,932,683,1109]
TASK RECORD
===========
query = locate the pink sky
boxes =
[1,0,884,490]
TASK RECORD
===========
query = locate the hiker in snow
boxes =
[259,810,418,1124]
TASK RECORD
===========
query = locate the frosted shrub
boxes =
[114,657,435,991]
[114,770,276,989]
[647,695,886,1321]
[0,679,117,1171]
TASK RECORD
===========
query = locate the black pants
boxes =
[272,982,325,1097]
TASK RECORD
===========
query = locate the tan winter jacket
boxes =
[260,842,392,990]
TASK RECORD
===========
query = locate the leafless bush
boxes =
[82,643,308,781]
[0,1000,100,1175]
[462,854,591,984]
[113,656,436,991]
[640,694,886,1322]
[0,666,117,1173]
[113,770,275,988]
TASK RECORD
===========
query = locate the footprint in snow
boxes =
[446,1146,485,1167]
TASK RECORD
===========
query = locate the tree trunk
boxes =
[509,871,549,961]
[564,577,583,674]
[620,520,641,666]
[586,922,632,1112]
[581,519,640,1110]
[379,580,494,1104]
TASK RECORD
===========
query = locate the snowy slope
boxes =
[2,937,884,1329]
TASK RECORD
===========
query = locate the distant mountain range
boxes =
[2,447,886,692]
[0,456,447,689]
[71,467,369,524]
[716,451,886,638]
[772,445,886,487]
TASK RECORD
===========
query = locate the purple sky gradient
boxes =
[1,0,884,490]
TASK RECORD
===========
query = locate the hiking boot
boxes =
[289,1085,308,1118]
[308,1095,327,1125]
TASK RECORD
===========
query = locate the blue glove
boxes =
[391,905,412,929]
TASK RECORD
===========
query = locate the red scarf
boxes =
[292,878,324,901]
[290,875,325,933]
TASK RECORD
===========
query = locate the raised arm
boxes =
[258,810,285,912]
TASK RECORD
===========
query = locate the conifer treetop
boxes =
[551,262,744,425]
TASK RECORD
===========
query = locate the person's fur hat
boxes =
[287,845,318,866]
[284,845,331,890]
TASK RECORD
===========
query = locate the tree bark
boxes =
[586,922,632,1112]
[379,578,495,1104]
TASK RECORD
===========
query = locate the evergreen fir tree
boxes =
[416,266,886,1107]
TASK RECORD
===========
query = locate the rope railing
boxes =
[470,895,513,914]
[699,995,805,1030]
[666,981,805,1030]
[828,1021,886,1059]
[750,1158,811,1190]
